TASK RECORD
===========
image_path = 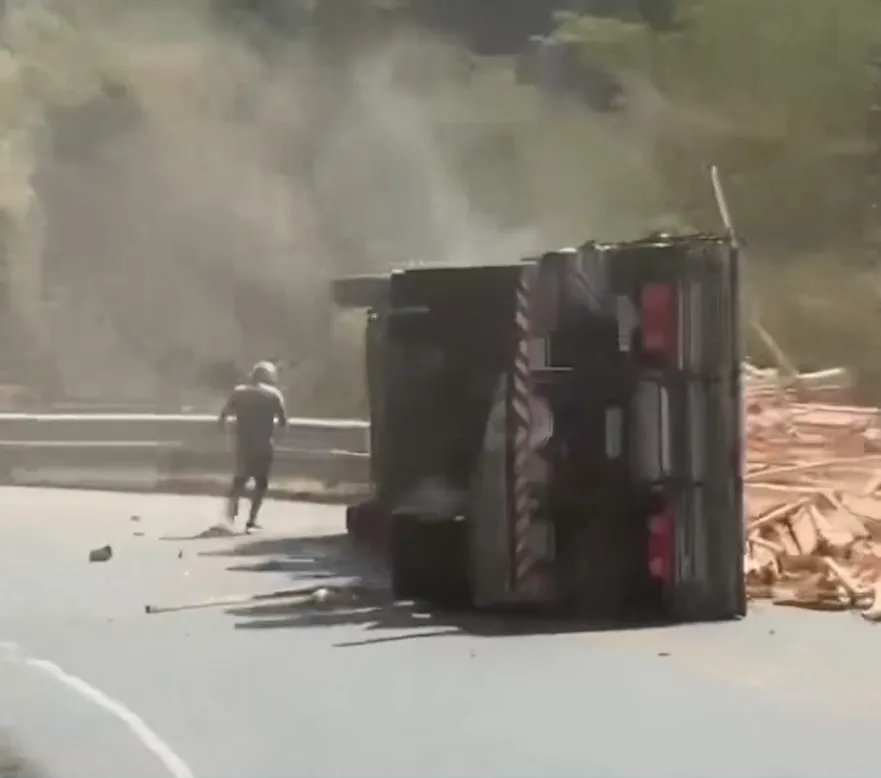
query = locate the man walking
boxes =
[217,361,288,531]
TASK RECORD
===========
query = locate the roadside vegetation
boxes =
[0,0,879,412]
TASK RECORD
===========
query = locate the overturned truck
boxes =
[333,233,746,623]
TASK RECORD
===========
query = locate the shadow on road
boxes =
[0,731,48,778]
[200,533,668,647]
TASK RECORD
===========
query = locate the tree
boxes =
[557,0,881,252]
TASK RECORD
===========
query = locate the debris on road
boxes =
[744,363,881,618]
[144,582,370,615]
[88,545,112,563]
[195,523,235,539]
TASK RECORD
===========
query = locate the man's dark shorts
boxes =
[235,447,274,482]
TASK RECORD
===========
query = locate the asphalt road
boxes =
[2,487,881,778]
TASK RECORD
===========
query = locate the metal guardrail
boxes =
[0,413,371,493]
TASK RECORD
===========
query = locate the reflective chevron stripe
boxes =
[511,264,538,595]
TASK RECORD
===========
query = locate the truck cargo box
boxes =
[334,233,745,623]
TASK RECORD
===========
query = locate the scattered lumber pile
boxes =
[744,363,881,618]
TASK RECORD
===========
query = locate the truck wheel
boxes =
[390,517,471,607]
[345,503,363,538]
[390,515,424,599]
[346,501,379,544]
[734,578,747,619]
[421,519,470,609]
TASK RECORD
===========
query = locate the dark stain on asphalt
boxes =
[0,732,49,778]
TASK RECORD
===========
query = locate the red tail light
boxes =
[648,510,674,585]
[640,283,677,359]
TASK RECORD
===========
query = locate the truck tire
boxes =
[390,516,470,608]
[421,519,470,609]
[734,577,747,619]
[390,514,424,599]
[346,500,387,548]
[345,502,366,538]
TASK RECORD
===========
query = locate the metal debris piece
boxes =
[89,545,112,563]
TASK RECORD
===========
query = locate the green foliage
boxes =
[558,0,881,249]
[6,0,881,408]
[549,0,881,392]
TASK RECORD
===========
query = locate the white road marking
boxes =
[0,641,194,778]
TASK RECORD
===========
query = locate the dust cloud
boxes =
[0,2,655,414]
